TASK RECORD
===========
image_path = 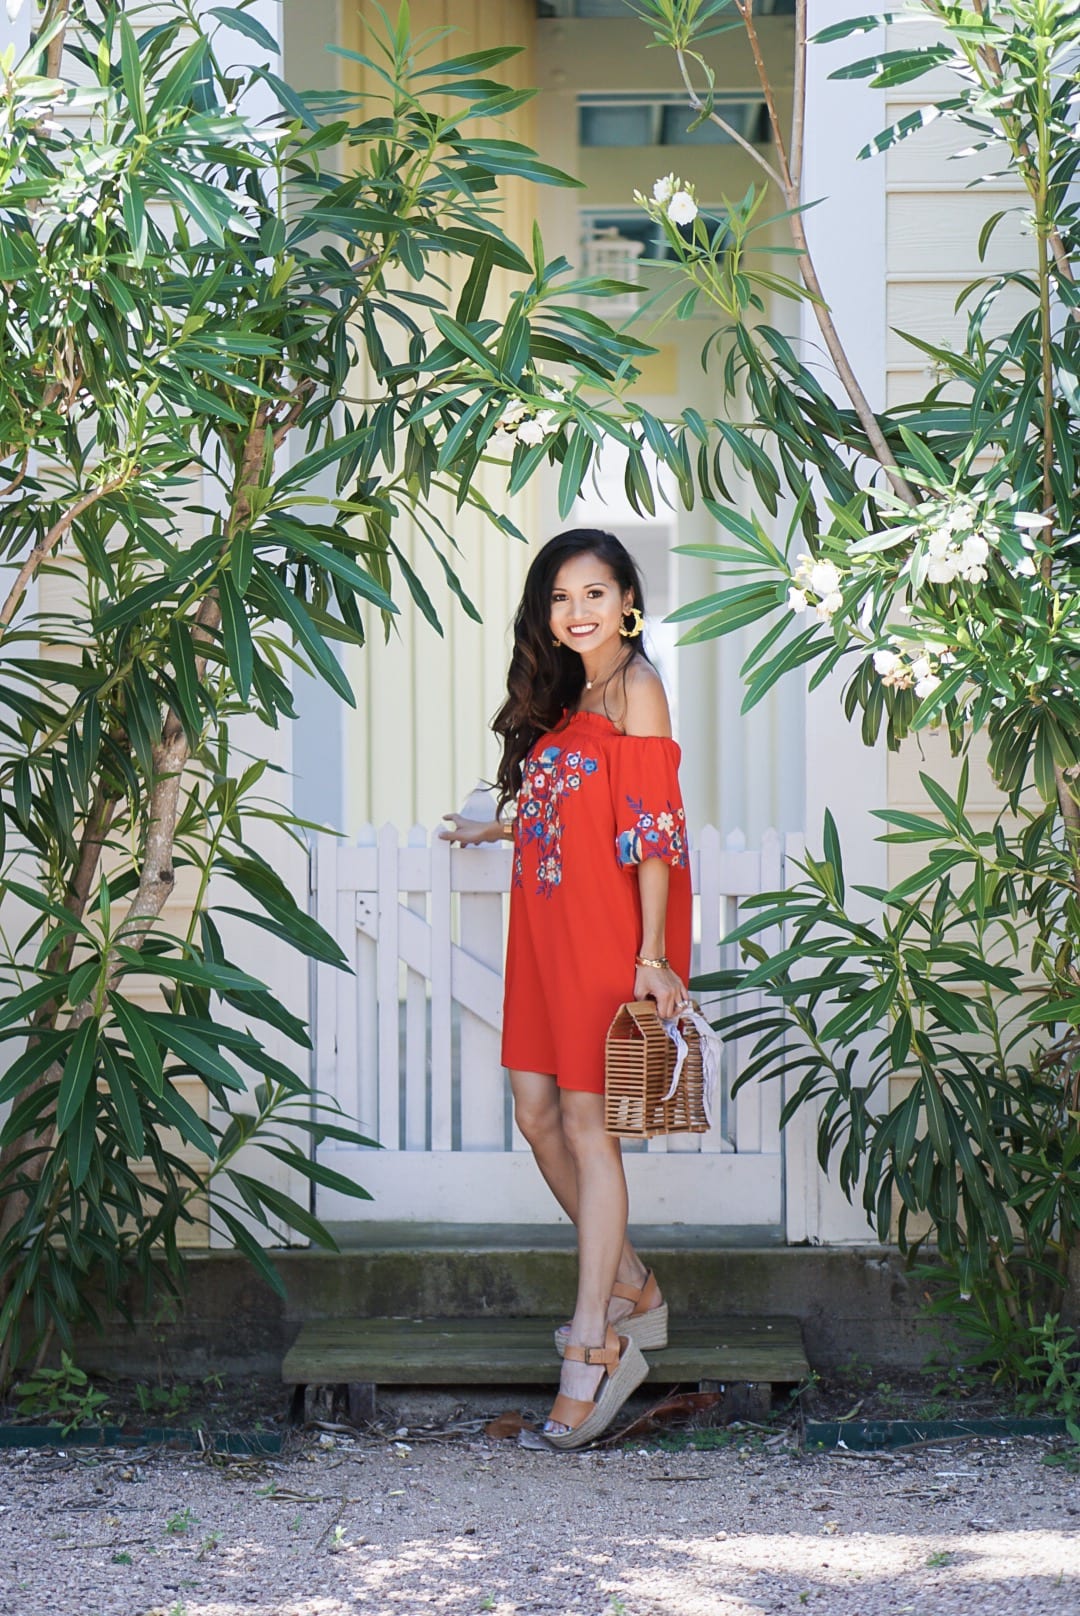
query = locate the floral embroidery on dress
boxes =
[615,796,688,869]
[514,743,600,896]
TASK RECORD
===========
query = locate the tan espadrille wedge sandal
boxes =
[542,1325,649,1451]
[553,1270,668,1357]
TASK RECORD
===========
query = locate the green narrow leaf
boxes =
[168,619,205,744]
[0,1033,66,1108]
[254,67,318,129]
[0,974,71,1031]
[121,177,150,267]
[219,571,254,701]
[251,561,355,707]
[258,1144,374,1201]
[822,810,845,906]
[57,1017,99,1136]
[456,237,494,324]
[119,17,147,132]
[113,949,264,993]
[215,1204,286,1297]
[101,1041,145,1159]
[151,1080,218,1155]
[557,428,593,520]
[231,1173,339,1249]
[207,6,280,52]
[156,1022,246,1092]
[66,1096,96,1190]
[107,992,164,1094]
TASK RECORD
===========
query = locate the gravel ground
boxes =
[1,1429,1078,1616]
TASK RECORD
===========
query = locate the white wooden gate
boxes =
[310,825,792,1229]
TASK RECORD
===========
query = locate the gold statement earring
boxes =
[552,636,561,647]
[619,607,644,640]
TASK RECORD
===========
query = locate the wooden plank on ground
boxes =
[282,1316,808,1387]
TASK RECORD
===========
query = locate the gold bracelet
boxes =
[635,954,669,970]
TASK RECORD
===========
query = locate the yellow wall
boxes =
[338,0,541,832]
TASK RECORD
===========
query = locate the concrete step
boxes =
[74,1241,927,1382]
[282,1315,809,1390]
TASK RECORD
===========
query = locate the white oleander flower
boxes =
[515,417,546,447]
[652,173,676,205]
[963,565,988,584]
[499,400,528,427]
[817,590,843,620]
[534,409,558,436]
[792,554,814,589]
[927,555,960,585]
[961,533,989,568]
[1015,556,1038,577]
[915,673,942,698]
[787,586,809,614]
[911,656,932,682]
[927,529,953,558]
[667,190,698,226]
[809,559,841,597]
[873,650,902,676]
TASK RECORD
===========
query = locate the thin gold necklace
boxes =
[585,649,631,692]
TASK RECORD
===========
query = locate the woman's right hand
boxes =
[439,814,504,846]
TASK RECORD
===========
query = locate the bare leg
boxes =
[546,1089,632,1428]
[510,1071,648,1298]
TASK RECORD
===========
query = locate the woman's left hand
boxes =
[634,963,689,1021]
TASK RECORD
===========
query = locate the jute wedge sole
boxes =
[543,1326,649,1451]
[554,1302,668,1356]
[553,1270,668,1357]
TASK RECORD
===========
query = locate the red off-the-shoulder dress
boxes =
[500,709,692,1093]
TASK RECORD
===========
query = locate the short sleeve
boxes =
[610,735,689,870]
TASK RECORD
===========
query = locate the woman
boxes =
[442,528,692,1448]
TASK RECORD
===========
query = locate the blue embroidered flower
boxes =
[615,796,687,869]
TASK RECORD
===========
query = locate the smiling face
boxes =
[549,551,635,655]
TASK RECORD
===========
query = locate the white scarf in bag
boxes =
[659,1006,722,1128]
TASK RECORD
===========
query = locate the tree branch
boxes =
[42,0,72,80]
[790,0,807,196]
[675,47,784,189]
[0,475,128,638]
[0,456,29,501]
[0,785,119,1257]
[733,0,917,505]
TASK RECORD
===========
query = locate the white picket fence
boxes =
[309,824,798,1228]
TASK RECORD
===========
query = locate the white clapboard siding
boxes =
[881,15,1022,1121]
[887,191,1031,276]
[310,825,790,1228]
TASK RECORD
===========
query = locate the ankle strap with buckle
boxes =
[562,1324,620,1369]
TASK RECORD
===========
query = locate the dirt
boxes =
[1,1423,1078,1616]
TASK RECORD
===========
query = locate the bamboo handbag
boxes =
[603,1000,717,1139]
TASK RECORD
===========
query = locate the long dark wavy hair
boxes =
[492,528,650,813]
